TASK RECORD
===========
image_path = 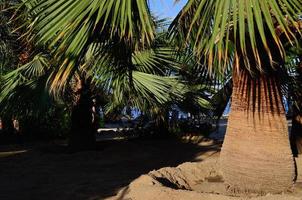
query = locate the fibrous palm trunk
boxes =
[69,78,95,151]
[220,69,295,193]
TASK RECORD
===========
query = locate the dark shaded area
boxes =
[154,177,186,190]
[290,57,302,157]
[69,79,96,151]
[0,138,221,200]
[209,119,228,141]
[291,105,302,157]
[205,175,224,183]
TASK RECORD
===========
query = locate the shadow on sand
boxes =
[0,138,221,200]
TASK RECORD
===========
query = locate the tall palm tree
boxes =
[171,0,301,193]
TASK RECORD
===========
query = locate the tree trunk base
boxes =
[68,103,96,151]
[221,110,295,193]
[220,69,295,193]
[68,78,96,152]
[291,113,302,157]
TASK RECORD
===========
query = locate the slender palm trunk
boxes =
[0,117,14,143]
[213,79,233,127]
[1,117,14,133]
[220,69,295,193]
[69,78,95,151]
[291,105,302,156]
[290,58,302,156]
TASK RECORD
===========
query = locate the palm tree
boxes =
[21,0,157,149]
[171,0,301,193]
[0,0,183,150]
[0,0,34,135]
[286,43,302,156]
[291,60,302,156]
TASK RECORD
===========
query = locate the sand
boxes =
[109,150,302,200]
[0,139,301,200]
[0,139,220,200]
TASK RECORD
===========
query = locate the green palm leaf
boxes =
[21,0,155,92]
[171,0,302,73]
[0,54,51,116]
[0,54,49,102]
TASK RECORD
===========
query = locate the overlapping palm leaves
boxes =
[22,0,156,93]
[170,0,302,121]
[0,0,243,126]
[171,0,302,74]
[173,50,213,115]
[285,40,302,109]
[0,1,19,75]
[0,0,190,120]
[0,0,52,117]
[0,54,52,117]
[82,36,184,114]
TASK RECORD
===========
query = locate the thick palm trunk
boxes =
[69,78,95,151]
[220,69,295,193]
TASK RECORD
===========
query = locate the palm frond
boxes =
[0,54,52,117]
[21,0,156,93]
[170,0,302,73]
[0,54,49,103]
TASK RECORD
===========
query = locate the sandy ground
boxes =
[109,153,302,200]
[1,138,300,200]
[0,120,300,200]
[105,120,302,200]
[0,139,220,200]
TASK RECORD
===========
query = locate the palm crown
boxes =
[171,0,301,74]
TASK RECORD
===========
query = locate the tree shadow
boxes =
[0,137,221,200]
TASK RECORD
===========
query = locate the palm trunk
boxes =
[0,117,14,143]
[290,59,302,156]
[220,69,295,193]
[69,78,95,151]
[1,117,14,134]
[291,106,302,156]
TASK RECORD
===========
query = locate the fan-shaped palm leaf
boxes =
[0,54,51,117]
[171,0,302,73]
[21,0,156,92]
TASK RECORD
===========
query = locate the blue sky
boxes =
[149,0,186,19]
